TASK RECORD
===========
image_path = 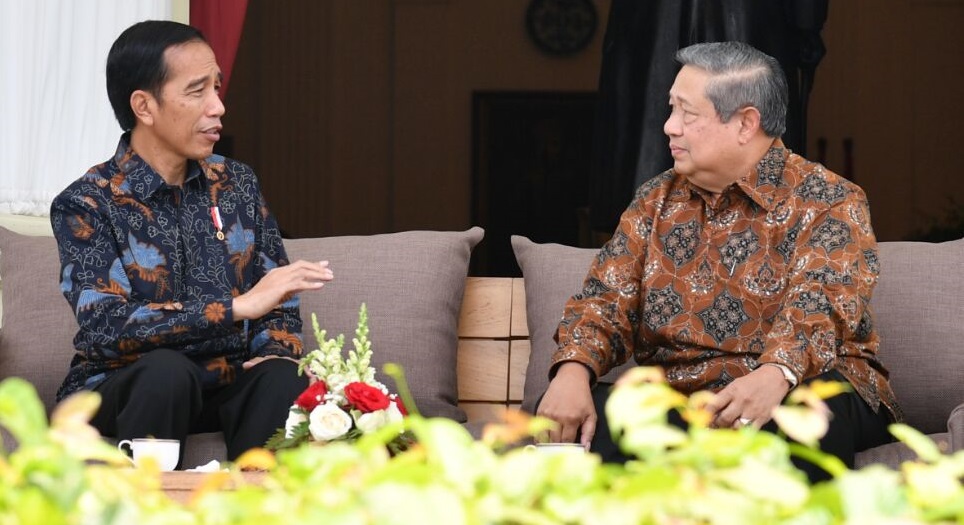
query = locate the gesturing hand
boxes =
[232,260,333,321]
[705,365,790,429]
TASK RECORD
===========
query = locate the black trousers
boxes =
[547,370,894,484]
[90,349,308,467]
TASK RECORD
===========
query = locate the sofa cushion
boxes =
[283,228,483,422]
[511,236,635,414]
[0,225,483,425]
[872,238,964,434]
[0,227,71,413]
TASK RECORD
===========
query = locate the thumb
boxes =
[579,411,597,450]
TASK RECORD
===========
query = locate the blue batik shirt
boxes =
[51,136,304,401]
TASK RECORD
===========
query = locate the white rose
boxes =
[386,401,404,424]
[354,409,389,434]
[284,407,308,438]
[308,402,352,441]
[354,402,405,434]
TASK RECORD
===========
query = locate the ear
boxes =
[129,89,156,127]
[736,106,762,144]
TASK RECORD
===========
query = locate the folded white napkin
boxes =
[185,460,224,472]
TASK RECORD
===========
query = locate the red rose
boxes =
[391,395,408,416]
[344,382,390,413]
[295,381,328,412]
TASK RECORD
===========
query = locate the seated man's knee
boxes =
[245,358,306,394]
[129,349,201,392]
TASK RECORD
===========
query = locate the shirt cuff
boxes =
[763,362,798,388]
[548,359,598,386]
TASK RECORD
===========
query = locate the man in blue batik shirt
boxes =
[50,20,333,465]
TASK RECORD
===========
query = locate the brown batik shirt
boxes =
[552,141,901,420]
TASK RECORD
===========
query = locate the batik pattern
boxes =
[51,136,303,400]
[553,141,900,420]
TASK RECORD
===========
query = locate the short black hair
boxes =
[106,20,208,131]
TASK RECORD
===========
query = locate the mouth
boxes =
[669,145,686,157]
[201,125,222,143]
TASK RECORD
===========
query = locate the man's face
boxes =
[149,41,224,161]
[663,65,743,191]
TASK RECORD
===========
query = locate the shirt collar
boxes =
[666,139,791,212]
[113,135,208,201]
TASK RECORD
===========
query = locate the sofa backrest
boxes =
[0,226,483,422]
[0,230,66,414]
[1,225,962,435]
[870,238,964,433]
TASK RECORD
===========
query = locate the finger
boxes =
[283,260,333,281]
[706,403,728,429]
[579,412,597,450]
[749,413,771,428]
[559,420,580,444]
[535,403,560,443]
[715,406,742,429]
[704,390,731,415]
[303,259,332,273]
[241,358,261,370]
[304,268,333,283]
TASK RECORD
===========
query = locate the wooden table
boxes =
[161,471,266,504]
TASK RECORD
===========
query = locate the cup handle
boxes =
[117,439,137,466]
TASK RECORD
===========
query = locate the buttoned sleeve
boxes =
[757,178,880,384]
[550,181,661,381]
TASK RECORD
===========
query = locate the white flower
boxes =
[354,401,405,434]
[386,401,404,424]
[325,373,350,400]
[308,402,352,441]
[284,406,308,438]
[354,409,389,434]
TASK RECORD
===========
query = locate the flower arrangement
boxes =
[2,369,963,523]
[266,303,414,454]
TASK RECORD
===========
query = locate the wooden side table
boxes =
[160,471,266,504]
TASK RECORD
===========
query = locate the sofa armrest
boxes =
[949,401,964,454]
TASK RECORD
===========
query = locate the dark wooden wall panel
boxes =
[227,1,395,239]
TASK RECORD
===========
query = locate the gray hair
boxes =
[675,42,788,137]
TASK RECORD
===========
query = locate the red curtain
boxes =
[190,0,249,99]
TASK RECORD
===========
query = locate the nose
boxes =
[209,90,225,118]
[664,110,681,137]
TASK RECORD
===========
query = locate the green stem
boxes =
[383,363,421,417]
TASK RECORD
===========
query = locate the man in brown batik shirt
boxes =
[537,41,900,482]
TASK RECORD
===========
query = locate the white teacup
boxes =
[118,438,180,471]
[525,443,587,454]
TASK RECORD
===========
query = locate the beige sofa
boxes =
[1,223,962,470]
